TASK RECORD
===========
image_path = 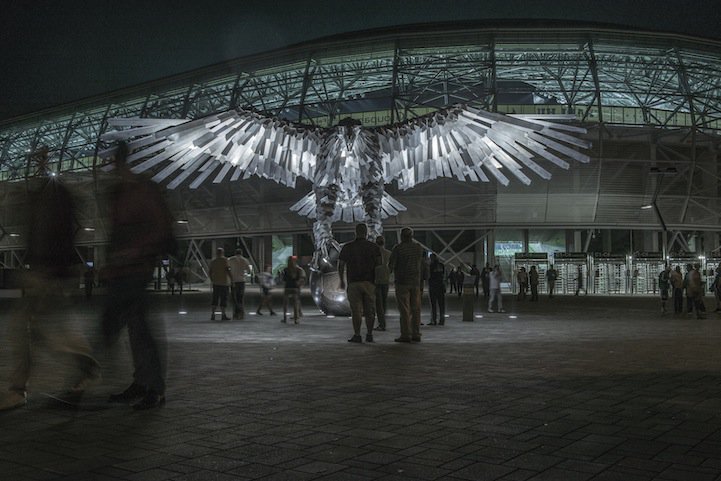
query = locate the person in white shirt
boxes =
[256,264,276,315]
[488,265,505,313]
[228,249,251,320]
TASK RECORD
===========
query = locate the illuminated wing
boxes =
[100,109,320,189]
[376,105,591,189]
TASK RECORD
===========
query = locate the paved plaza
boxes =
[2,289,721,481]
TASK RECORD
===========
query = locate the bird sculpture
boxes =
[102,105,591,313]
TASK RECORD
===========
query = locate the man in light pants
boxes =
[389,227,425,342]
[488,265,505,313]
[338,224,382,343]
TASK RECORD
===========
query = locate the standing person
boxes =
[684,264,694,315]
[165,267,176,295]
[176,267,186,295]
[546,264,558,298]
[687,263,706,319]
[658,265,672,314]
[389,227,425,343]
[338,224,381,343]
[256,264,276,315]
[228,248,250,320]
[482,263,491,298]
[488,265,505,313]
[574,265,585,296]
[456,267,464,297]
[374,235,391,331]
[670,265,684,314]
[103,141,175,410]
[529,265,539,301]
[712,264,721,312]
[84,264,96,298]
[1,168,100,411]
[281,256,306,324]
[447,267,457,294]
[208,248,232,321]
[470,264,481,297]
[517,267,528,300]
[427,254,446,326]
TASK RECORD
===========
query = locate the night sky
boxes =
[1,0,719,122]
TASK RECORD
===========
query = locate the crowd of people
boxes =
[207,224,721,345]
[658,262,719,319]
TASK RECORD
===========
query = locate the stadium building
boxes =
[1,22,720,294]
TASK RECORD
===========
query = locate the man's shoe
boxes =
[221,314,231,321]
[132,391,165,411]
[270,311,277,316]
[365,334,374,343]
[210,314,216,321]
[0,390,26,411]
[375,326,386,331]
[394,337,411,343]
[256,311,263,316]
[348,334,362,343]
[488,309,495,313]
[108,383,146,403]
[499,309,506,313]
[411,336,421,342]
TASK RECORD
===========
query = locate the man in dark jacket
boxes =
[338,224,381,343]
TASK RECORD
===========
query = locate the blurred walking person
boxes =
[1,152,100,411]
[103,142,175,410]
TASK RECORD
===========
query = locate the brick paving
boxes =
[2,290,721,480]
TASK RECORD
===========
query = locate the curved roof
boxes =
[1,23,720,181]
